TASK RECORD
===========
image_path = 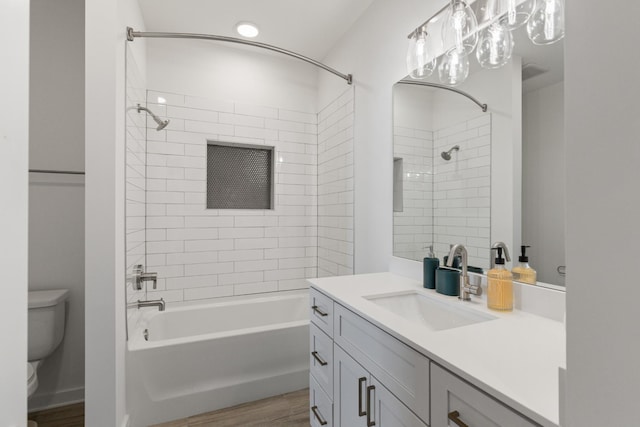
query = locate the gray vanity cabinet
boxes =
[309,287,541,427]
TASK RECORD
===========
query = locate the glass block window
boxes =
[207,142,274,209]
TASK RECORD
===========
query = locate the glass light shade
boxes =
[476,23,514,69]
[442,0,479,56]
[527,0,564,45]
[406,30,436,79]
[499,0,535,30]
[438,50,470,86]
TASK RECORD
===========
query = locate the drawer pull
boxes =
[358,377,367,417]
[448,410,469,427]
[312,305,329,317]
[311,351,328,366]
[311,405,328,426]
[366,385,376,426]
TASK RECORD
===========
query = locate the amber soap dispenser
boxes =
[487,247,513,311]
[512,245,537,285]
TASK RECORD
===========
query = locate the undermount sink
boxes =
[364,291,496,331]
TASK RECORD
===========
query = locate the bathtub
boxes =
[126,291,310,426]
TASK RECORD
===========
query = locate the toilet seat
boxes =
[27,363,38,397]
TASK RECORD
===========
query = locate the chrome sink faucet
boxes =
[137,298,165,312]
[446,244,482,301]
[490,242,512,269]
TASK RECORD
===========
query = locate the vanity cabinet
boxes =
[309,287,542,427]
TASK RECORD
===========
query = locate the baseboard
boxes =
[28,386,84,412]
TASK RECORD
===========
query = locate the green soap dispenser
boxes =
[512,245,537,285]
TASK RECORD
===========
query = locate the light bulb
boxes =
[476,23,514,69]
[406,29,436,79]
[499,0,535,30]
[438,50,470,86]
[442,0,478,56]
[527,0,564,45]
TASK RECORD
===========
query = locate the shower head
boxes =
[441,145,460,161]
[137,104,170,131]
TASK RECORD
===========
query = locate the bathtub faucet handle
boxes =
[133,265,158,290]
[140,272,158,289]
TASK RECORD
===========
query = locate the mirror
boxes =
[393,20,565,287]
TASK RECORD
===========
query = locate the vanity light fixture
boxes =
[406,0,564,85]
[406,28,436,79]
[236,21,259,38]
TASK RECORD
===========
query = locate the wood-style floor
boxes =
[153,388,310,427]
[27,389,309,427]
[28,402,84,427]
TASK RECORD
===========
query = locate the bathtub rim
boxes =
[127,290,310,351]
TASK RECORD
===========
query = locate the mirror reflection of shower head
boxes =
[137,103,170,131]
[441,145,460,161]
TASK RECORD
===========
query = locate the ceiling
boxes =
[137,0,375,60]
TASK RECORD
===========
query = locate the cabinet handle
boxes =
[311,351,328,366]
[366,385,376,426]
[312,305,328,317]
[358,377,367,417]
[311,405,328,426]
[448,410,470,427]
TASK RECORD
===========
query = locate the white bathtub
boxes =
[126,291,310,426]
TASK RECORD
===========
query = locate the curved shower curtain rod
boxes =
[397,80,488,112]
[126,27,353,85]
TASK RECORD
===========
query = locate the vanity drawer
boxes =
[310,287,334,337]
[431,363,538,427]
[334,303,430,424]
[310,375,333,427]
[310,322,334,398]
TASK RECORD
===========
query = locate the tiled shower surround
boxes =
[126,87,354,303]
[394,114,491,269]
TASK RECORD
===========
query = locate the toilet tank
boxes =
[28,289,69,362]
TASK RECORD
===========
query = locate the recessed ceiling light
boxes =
[236,22,259,38]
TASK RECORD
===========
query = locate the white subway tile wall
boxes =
[317,88,355,277]
[125,47,147,304]
[123,88,354,303]
[393,114,491,269]
[433,114,491,269]
[393,125,434,261]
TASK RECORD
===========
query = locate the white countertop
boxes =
[309,272,566,427]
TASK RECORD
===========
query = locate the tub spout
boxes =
[137,298,165,311]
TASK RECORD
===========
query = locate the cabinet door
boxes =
[334,345,370,427]
[431,364,538,427]
[370,377,428,427]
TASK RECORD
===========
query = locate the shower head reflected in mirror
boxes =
[137,103,170,131]
[441,145,460,161]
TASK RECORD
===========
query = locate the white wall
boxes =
[321,2,521,274]
[523,81,565,285]
[146,39,319,113]
[318,0,447,274]
[85,0,146,425]
[0,1,29,425]
[565,0,640,425]
[28,0,86,410]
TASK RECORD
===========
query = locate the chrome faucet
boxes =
[490,242,512,269]
[133,264,158,290]
[137,298,165,311]
[446,244,482,301]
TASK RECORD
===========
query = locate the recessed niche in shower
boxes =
[206,141,274,210]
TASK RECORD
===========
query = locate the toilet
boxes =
[27,289,70,398]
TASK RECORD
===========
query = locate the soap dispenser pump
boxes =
[512,245,537,285]
[487,247,513,311]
